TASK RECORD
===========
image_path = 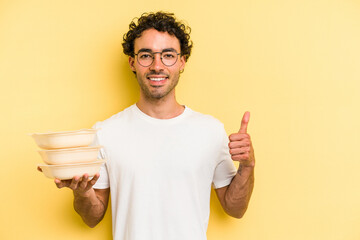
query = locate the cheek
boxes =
[133,65,147,76]
[168,64,182,75]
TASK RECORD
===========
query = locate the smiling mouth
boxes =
[148,77,167,81]
[147,74,169,86]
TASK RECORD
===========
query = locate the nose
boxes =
[149,53,164,71]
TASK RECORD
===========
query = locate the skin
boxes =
[36,168,109,227]
[38,28,255,227]
[129,28,186,119]
[216,111,255,218]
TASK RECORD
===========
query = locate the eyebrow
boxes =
[138,48,152,53]
[137,48,178,53]
[162,48,177,52]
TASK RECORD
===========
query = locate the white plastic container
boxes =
[31,129,97,149]
[38,160,105,180]
[38,146,102,165]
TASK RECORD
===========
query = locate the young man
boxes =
[53,12,255,240]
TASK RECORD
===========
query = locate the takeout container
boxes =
[38,146,102,165]
[38,160,105,180]
[31,129,97,149]
[32,128,105,180]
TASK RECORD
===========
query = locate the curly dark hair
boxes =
[122,11,193,62]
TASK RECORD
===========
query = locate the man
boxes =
[51,12,255,240]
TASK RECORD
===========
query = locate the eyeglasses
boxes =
[135,49,180,67]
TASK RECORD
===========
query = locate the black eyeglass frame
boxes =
[134,50,181,67]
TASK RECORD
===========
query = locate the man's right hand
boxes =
[37,166,100,197]
[55,173,100,197]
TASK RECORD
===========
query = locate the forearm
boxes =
[224,165,254,218]
[73,188,106,227]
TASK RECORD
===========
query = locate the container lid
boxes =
[31,129,97,137]
[38,145,103,153]
[38,159,106,168]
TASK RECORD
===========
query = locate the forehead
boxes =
[134,28,181,52]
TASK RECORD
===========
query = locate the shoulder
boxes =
[184,107,228,147]
[185,107,225,132]
[92,104,135,130]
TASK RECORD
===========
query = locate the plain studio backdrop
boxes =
[1,0,359,239]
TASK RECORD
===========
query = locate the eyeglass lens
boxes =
[137,51,179,67]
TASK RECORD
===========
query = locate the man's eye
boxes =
[163,53,176,59]
[139,53,152,59]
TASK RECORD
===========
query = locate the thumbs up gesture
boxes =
[228,112,255,168]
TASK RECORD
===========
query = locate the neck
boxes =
[136,93,184,119]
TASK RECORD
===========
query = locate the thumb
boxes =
[239,111,250,133]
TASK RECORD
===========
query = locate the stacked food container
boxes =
[33,129,105,180]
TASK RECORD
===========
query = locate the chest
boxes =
[99,123,220,182]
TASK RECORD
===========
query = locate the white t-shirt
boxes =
[93,104,237,240]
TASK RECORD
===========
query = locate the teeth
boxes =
[149,77,166,81]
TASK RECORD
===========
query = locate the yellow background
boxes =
[1,0,359,239]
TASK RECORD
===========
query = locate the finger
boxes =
[69,176,80,190]
[85,173,100,191]
[228,139,250,148]
[231,153,250,161]
[78,174,89,189]
[229,147,251,155]
[89,173,100,185]
[54,178,62,188]
[54,179,70,189]
[229,133,250,142]
[238,111,250,134]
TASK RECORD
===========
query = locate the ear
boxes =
[179,55,186,72]
[129,56,136,72]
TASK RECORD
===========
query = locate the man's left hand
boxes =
[228,112,255,168]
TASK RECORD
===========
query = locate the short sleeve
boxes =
[92,123,110,189]
[212,127,237,189]
[93,163,110,189]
